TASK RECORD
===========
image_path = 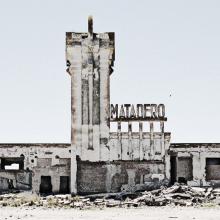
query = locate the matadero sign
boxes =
[110,104,167,121]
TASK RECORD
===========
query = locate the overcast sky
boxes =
[0,0,219,143]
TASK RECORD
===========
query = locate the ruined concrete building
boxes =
[0,17,220,194]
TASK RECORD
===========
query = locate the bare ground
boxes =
[1,206,220,220]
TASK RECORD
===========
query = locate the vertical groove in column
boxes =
[88,38,94,149]
[139,121,143,160]
[128,121,132,160]
[117,121,122,160]
[150,122,154,160]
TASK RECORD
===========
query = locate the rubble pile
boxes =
[1,184,220,208]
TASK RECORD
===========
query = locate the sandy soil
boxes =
[1,206,220,220]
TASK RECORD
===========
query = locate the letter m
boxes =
[110,104,118,119]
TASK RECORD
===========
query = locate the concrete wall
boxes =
[0,130,171,194]
[32,158,70,194]
[170,143,220,187]
[77,160,165,194]
[0,144,72,193]
[0,177,8,191]
[0,171,31,191]
[109,132,170,161]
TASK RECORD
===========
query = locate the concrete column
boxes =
[32,173,40,194]
[160,121,165,159]
[66,33,82,195]
[165,152,171,180]
[70,148,77,194]
[81,43,89,158]
[192,152,203,185]
[99,44,111,161]
[69,46,82,155]
[51,174,59,194]
[127,169,136,189]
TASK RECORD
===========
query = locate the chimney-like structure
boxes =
[66,17,115,162]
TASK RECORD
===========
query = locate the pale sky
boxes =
[0,0,220,143]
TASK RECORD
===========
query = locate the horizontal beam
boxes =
[110,118,167,122]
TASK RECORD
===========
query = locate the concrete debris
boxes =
[1,183,220,208]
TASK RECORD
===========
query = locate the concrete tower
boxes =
[66,17,115,163]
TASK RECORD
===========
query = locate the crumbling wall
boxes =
[75,126,171,195]
[77,160,165,194]
[0,177,8,191]
[109,132,170,161]
[176,157,193,182]
[170,143,220,187]
[32,158,70,194]
[0,144,72,194]
[0,171,31,191]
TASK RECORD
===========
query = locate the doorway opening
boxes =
[59,176,70,194]
[40,176,52,194]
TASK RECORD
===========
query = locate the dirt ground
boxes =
[1,206,220,220]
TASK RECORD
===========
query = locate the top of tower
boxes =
[66,16,115,75]
[88,16,93,37]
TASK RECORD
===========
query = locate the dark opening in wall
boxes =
[206,158,220,165]
[40,176,52,194]
[1,157,24,170]
[178,177,187,184]
[206,158,220,181]
[59,176,70,194]
[8,179,14,189]
[177,157,193,182]
[170,156,177,185]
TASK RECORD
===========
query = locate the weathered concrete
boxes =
[170,143,220,187]
[0,144,71,193]
[66,19,115,162]
[77,160,165,194]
